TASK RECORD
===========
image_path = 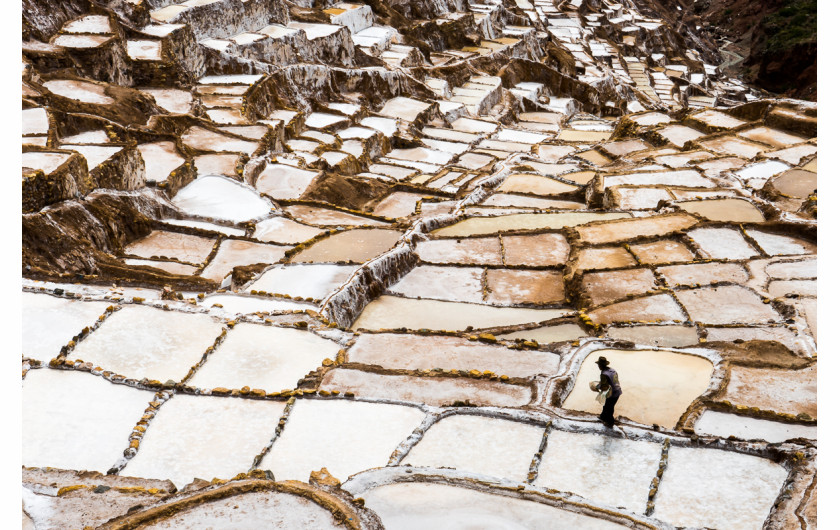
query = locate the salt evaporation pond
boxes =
[262,399,425,482]
[172,175,273,223]
[688,227,759,260]
[144,490,345,529]
[694,410,816,443]
[497,324,588,343]
[252,216,325,245]
[247,263,356,300]
[433,212,629,237]
[71,305,223,382]
[23,369,153,473]
[534,430,662,514]
[563,349,714,428]
[189,323,339,392]
[404,415,544,481]
[22,292,110,362]
[606,325,699,347]
[121,394,284,487]
[320,369,532,408]
[653,446,789,529]
[200,239,290,282]
[347,332,560,377]
[291,228,403,263]
[199,294,313,315]
[362,482,628,530]
[351,296,571,331]
[123,230,216,264]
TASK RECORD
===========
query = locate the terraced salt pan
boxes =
[22,108,49,136]
[695,156,747,176]
[404,415,544,481]
[495,128,549,144]
[606,325,698,347]
[201,240,290,281]
[575,214,698,245]
[765,143,817,165]
[126,258,198,275]
[262,399,424,482]
[23,369,153,473]
[255,164,320,200]
[629,239,694,265]
[121,394,284,487]
[704,326,805,353]
[765,258,816,279]
[189,323,338,392]
[172,176,273,223]
[694,410,816,443]
[675,285,779,325]
[657,262,748,287]
[720,364,816,417]
[63,15,111,33]
[161,219,245,237]
[43,79,114,104]
[253,216,325,244]
[248,263,355,300]
[285,205,388,227]
[485,269,566,305]
[656,125,704,147]
[139,88,193,114]
[563,348,713,427]
[738,126,805,147]
[144,490,345,529]
[653,446,789,529]
[22,151,72,174]
[360,116,398,136]
[319,369,532,407]
[610,187,672,209]
[736,160,790,182]
[72,305,222,382]
[482,194,585,210]
[629,112,672,126]
[535,430,662,514]
[497,174,579,195]
[603,169,713,188]
[291,229,402,264]
[363,482,627,529]
[583,268,657,306]
[433,212,629,237]
[689,109,746,129]
[417,237,502,265]
[347,333,560,377]
[60,144,122,169]
[127,40,161,60]
[124,230,216,264]
[180,126,258,154]
[371,192,427,218]
[22,292,110,362]
[687,227,758,259]
[451,117,498,133]
[137,142,184,182]
[199,294,312,315]
[677,198,764,222]
[589,294,685,326]
[352,296,570,331]
[576,247,638,270]
[767,279,816,297]
[769,169,816,198]
[192,154,239,177]
[746,230,815,256]
[655,150,714,168]
[698,136,767,158]
[389,266,484,304]
[497,323,588,343]
[455,152,495,170]
[377,97,432,121]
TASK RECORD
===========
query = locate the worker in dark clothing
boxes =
[596,356,622,428]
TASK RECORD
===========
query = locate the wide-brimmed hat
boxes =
[595,356,610,366]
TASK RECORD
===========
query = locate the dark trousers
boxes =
[600,395,620,427]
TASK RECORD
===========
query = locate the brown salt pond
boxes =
[433,212,629,237]
[676,198,765,223]
[718,364,816,417]
[291,228,402,263]
[123,230,216,264]
[737,126,805,148]
[575,214,698,245]
[417,237,502,265]
[497,174,579,195]
[583,268,657,306]
[563,348,714,427]
[255,164,321,200]
[576,246,637,270]
[502,233,570,266]
[347,332,560,377]
[605,325,699,347]
[252,216,326,245]
[481,194,586,210]
[351,296,571,331]
[657,262,749,287]
[485,269,566,305]
[768,169,816,198]
[285,205,389,227]
[42,79,114,104]
[124,259,198,276]
[497,323,588,343]
[200,239,290,281]
[589,293,686,325]
[674,285,780,325]
[371,191,427,218]
[629,239,695,265]
[319,368,533,407]
[698,136,767,158]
